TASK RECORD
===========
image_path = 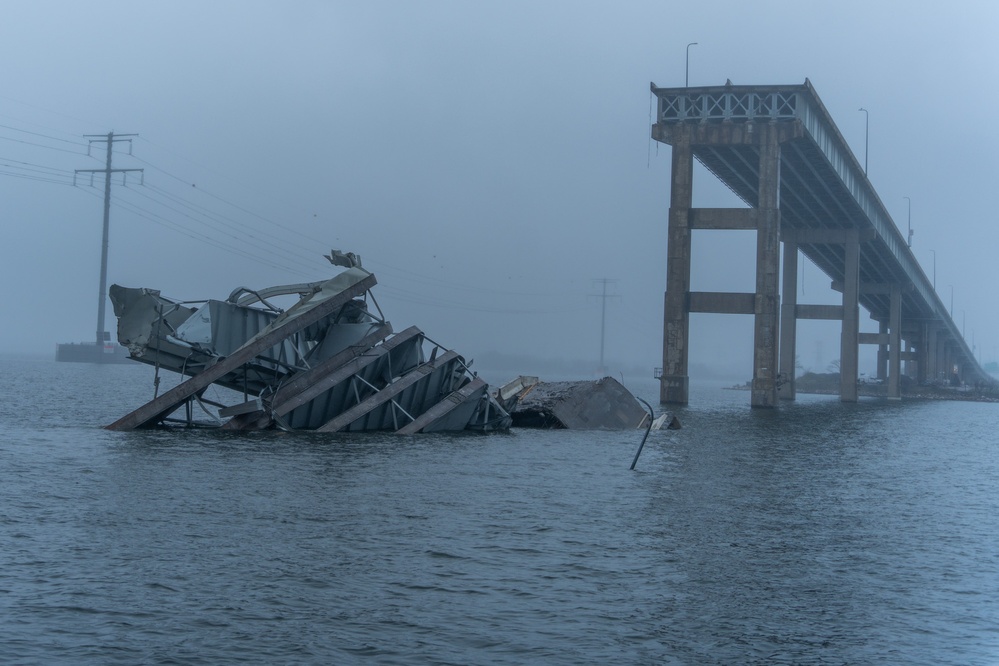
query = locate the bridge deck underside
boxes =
[692,134,928,324]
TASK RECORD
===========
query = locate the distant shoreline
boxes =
[725,373,999,403]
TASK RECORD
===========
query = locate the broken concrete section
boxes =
[498,376,668,430]
[106,260,511,433]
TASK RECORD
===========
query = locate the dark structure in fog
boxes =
[651,80,987,407]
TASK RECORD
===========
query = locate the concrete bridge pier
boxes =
[912,322,928,384]
[658,123,786,407]
[887,283,902,400]
[876,319,889,382]
[839,230,861,402]
[914,324,929,385]
[651,82,990,403]
[927,324,940,381]
[659,127,693,405]
[751,126,782,408]
[778,235,798,401]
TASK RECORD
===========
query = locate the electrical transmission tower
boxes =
[75,132,143,346]
[590,278,619,375]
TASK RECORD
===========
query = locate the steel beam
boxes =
[106,272,377,431]
[395,377,488,435]
[316,350,460,432]
[221,324,406,430]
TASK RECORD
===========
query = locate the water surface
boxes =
[1,357,996,664]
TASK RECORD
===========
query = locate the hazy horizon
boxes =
[3,1,997,382]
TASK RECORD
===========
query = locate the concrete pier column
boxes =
[888,284,902,400]
[778,234,798,401]
[876,319,888,381]
[944,343,955,384]
[927,324,938,381]
[660,126,693,405]
[916,324,928,384]
[840,230,860,402]
[752,126,782,408]
[941,334,951,383]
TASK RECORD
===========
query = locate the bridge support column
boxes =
[778,235,798,401]
[660,127,693,405]
[840,230,860,402]
[943,343,952,384]
[752,126,781,408]
[916,324,928,384]
[888,284,902,400]
[944,342,959,385]
[876,319,888,381]
[927,324,939,381]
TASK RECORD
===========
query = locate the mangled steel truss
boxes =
[106,264,511,433]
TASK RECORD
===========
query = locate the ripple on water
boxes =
[0,363,997,664]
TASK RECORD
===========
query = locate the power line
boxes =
[118,185,319,268]
[75,186,320,278]
[0,116,591,311]
[0,155,76,174]
[129,153,333,248]
[0,132,88,155]
[0,122,90,147]
[0,170,74,185]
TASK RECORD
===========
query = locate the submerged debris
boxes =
[497,375,674,430]
[106,261,511,433]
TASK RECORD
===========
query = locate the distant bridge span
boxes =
[651,79,987,406]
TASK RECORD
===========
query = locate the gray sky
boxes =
[2,1,997,380]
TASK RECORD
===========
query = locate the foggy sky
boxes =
[2,1,997,381]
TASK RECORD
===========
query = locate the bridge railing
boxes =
[657,89,799,123]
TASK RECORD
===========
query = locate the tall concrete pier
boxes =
[652,80,988,407]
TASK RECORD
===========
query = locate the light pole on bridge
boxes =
[929,249,936,290]
[859,108,869,176]
[685,42,698,87]
[904,196,912,247]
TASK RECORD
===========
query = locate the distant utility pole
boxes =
[75,132,143,346]
[590,278,620,375]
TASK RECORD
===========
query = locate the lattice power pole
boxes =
[591,278,619,375]
[75,132,143,346]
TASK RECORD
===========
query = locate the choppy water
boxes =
[1,355,997,664]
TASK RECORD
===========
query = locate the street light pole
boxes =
[930,249,936,290]
[904,196,912,247]
[859,108,869,175]
[950,285,954,317]
[686,42,698,87]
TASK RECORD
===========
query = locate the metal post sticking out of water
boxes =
[630,398,655,470]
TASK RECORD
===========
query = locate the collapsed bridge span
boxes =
[106,260,511,433]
